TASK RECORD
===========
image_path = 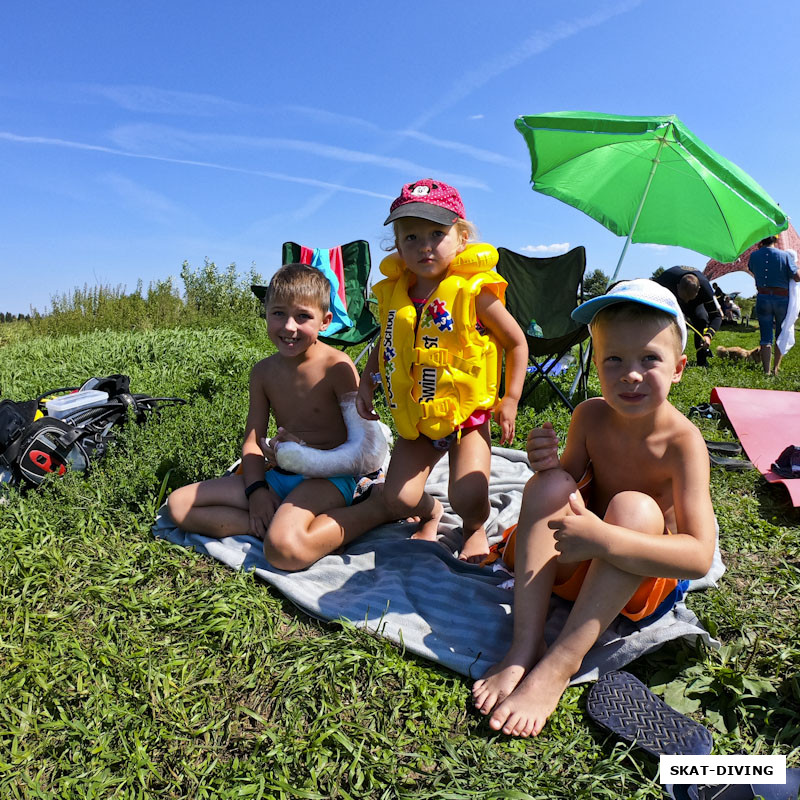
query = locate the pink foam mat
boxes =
[710,387,800,506]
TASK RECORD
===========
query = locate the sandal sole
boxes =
[587,670,712,758]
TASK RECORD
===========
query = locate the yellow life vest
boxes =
[373,243,506,440]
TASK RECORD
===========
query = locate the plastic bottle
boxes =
[527,319,544,337]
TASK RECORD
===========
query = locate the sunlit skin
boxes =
[394,217,467,298]
[265,299,332,358]
[472,312,716,737]
[167,291,397,571]
[356,216,528,563]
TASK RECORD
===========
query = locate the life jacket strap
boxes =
[412,347,481,378]
[418,397,458,420]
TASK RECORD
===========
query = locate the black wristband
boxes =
[244,480,268,499]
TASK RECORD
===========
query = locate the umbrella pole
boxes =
[609,129,671,283]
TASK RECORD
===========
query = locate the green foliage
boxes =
[737,294,756,320]
[180,258,265,321]
[651,266,665,280]
[583,269,610,299]
[22,260,267,339]
[0,277,798,796]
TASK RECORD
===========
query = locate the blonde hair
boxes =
[382,217,479,253]
[265,263,330,314]
[590,302,683,356]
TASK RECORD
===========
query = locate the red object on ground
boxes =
[710,387,800,506]
[704,223,800,281]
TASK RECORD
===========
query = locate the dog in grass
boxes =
[716,345,760,362]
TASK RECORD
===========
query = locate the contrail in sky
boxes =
[302,0,645,216]
[0,131,394,200]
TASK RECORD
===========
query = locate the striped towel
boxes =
[152,447,723,683]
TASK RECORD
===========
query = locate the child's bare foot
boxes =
[472,641,545,716]
[410,498,444,542]
[458,526,489,563]
[488,651,574,737]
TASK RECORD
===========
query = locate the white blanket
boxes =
[152,447,723,684]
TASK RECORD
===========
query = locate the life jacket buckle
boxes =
[419,397,457,419]
[414,347,449,367]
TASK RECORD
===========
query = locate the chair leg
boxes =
[352,334,378,369]
[523,362,575,411]
[569,340,592,400]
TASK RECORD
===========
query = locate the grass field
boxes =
[1,302,798,799]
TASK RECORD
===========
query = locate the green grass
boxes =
[1,313,798,799]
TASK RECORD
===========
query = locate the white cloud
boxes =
[80,83,256,116]
[106,123,490,189]
[288,107,518,169]
[521,243,571,254]
[399,129,523,169]
[0,130,395,200]
[409,0,644,130]
[99,173,184,224]
[642,243,668,251]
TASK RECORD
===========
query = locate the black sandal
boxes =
[705,440,742,455]
[709,452,753,471]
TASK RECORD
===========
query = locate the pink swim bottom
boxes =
[427,408,492,452]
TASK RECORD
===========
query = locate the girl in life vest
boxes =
[357,179,528,563]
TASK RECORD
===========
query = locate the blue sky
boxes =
[2,0,798,316]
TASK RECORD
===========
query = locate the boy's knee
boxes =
[262,526,314,572]
[523,468,577,506]
[605,491,663,534]
[166,487,188,526]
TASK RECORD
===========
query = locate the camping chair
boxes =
[251,240,379,367]
[496,245,590,411]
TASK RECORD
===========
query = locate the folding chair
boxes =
[496,245,591,411]
[252,240,379,368]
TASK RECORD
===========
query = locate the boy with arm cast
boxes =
[167,263,387,571]
[473,279,716,737]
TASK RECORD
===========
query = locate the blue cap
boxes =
[571,278,687,351]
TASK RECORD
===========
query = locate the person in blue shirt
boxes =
[748,236,800,375]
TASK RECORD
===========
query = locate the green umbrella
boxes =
[515,112,788,281]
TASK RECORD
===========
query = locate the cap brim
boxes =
[571,294,686,351]
[573,295,685,325]
[383,202,460,226]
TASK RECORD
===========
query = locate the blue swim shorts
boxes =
[265,467,357,506]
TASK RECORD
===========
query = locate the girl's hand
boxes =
[356,377,379,420]
[259,435,276,467]
[526,421,560,471]
[493,396,519,445]
[548,492,603,563]
[247,488,278,539]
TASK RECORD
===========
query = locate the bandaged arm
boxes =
[274,391,390,477]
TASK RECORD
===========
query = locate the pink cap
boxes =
[384,178,465,226]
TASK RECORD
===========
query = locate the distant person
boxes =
[748,236,800,375]
[712,282,740,322]
[167,263,389,571]
[654,266,722,366]
[472,279,715,738]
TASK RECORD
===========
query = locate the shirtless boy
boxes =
[473,279,716,737]
[167,262,389,571]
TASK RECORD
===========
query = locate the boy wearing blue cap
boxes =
[473,279,716,738]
